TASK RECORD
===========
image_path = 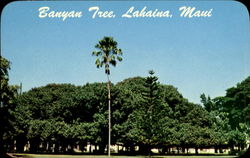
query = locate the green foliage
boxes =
[200,76,250,154]
[225,77,250,128]
[1,56,19,107]
[92,37,123,75]
[0,56,19,155]
[200,94,215,112]
[6,67,250,155]
[135,71,171,147]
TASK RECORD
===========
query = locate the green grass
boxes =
[14,154,237,158]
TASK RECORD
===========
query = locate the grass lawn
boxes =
[13,154,237,158]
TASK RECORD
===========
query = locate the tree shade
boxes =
[5,73,249,156]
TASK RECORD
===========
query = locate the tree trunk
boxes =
[89,144,92,153]
[54,143,59,153]
[218,144,223,153]
[107,75,111,156]
[16,135,26,153]
[147,145,152,158]
[29,138,40,153]
[138,144,150,155]
[130,144,135,155]
[99,143,106,154]
[195,147,199,155]
[177,146,180,154]
[230,144,234,154]
[0,131,4,155]
[0,133,4,156]
[215,145,218,153]
[239,146,250,158]
[182,147,185,153]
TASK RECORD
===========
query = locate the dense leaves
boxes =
[200,77,250,155]
[2,60,249,155]
[92,36,123,75]
[0,56,18,156]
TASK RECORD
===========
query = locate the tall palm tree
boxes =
[92,37,123,156]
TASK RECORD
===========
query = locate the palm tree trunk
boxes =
[107,75,111,156]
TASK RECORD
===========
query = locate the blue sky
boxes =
[1,1,249,104]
